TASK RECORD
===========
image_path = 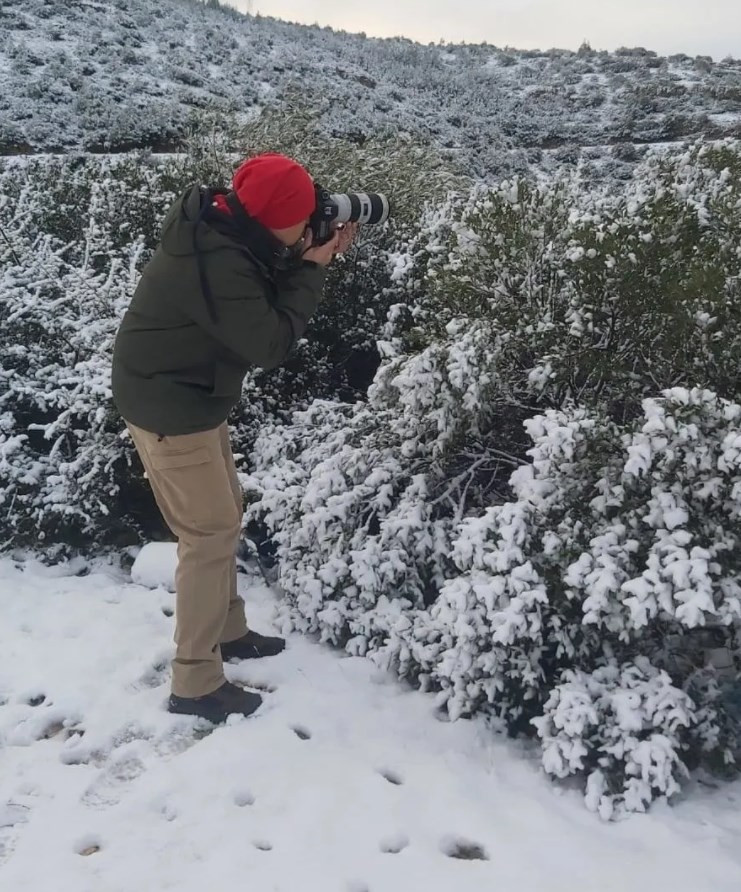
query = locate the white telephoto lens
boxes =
[332,194,354,223]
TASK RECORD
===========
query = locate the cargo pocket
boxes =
[149,446,212,471]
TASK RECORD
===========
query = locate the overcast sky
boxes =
[229,0,741,60]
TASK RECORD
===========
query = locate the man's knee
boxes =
[179,506,241,557]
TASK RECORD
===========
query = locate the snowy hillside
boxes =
[1,0,741,175]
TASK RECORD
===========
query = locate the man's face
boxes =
[270,219,310,247]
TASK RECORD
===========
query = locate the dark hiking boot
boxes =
[221,630,286,661]
[168,681,262,723]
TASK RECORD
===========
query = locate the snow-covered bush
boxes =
[0,126,450,550]
[241,144,741,815]
[244,316,520,650]
[5,0,741,182]
[406,387,741,813]
[5,132,741,816]
[401,142,741,420]
[535,661,698,820]
[248,376,741,813]
[0,156,176,549]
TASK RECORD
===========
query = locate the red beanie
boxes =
[230,152,316,229]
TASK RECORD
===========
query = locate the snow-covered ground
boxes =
[2,548,741,892]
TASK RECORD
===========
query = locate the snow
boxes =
[130,542,176,591]
[2,551,741,890]
[710,112,741,124]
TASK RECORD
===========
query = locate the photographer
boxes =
[112,152,358,723]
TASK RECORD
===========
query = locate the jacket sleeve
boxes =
[193,256,327,370]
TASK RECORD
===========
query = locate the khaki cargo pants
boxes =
[126,421,248,698]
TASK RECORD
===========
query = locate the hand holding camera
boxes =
[302,221,360,267]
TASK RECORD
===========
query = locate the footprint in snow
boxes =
[233,790,255,807]
[39,718,85,741]
[60,743,107,768]
[74,834,103,856]
[67,720,154,789]
[131,659,169,691]
[159,802,179,822]
[440,835,489,861]
[7,707,83,746]
[26,694,46,707]
[380,833,409,854]
[292,725,311,740]
[81,754,147,809]
[378,768,403,786]
[192,722,219,741]
[144,718,220,760]
[111,722,155,748]
[0,801,32,866]
[253,839,273,851]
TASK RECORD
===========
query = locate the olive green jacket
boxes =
[111,185,326,435]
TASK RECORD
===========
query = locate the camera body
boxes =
[309,184,390,246]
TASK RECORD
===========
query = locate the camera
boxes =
[309,184,390,246]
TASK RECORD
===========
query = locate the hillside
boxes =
[1,0,741,176]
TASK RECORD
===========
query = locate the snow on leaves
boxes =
[3,136,741,817]
[249,382,741,816]
[535,660,697,820]
[238,145,741,815]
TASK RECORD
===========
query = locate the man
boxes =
[112,152,357,723]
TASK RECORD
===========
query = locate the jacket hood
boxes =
[160,184,234,258]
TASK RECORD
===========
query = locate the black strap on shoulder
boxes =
[193,187,219,324]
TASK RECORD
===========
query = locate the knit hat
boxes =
[230,152,316,229]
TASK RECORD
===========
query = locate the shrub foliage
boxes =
[3,138,741,813]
